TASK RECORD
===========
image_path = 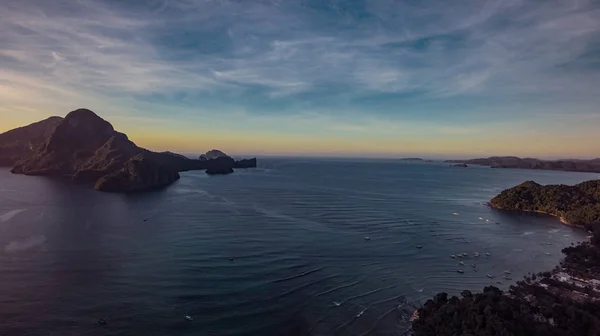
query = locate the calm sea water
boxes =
[0,158,597,336]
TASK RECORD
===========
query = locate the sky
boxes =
[1,0,599,158]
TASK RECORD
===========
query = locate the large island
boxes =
[0,108,257,192]
[446,156,600,173]
[413,180,600,336]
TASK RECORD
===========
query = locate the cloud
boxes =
[2,0,599,103]
[1,0,599,157]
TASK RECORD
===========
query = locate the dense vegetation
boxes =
[413,231,600,336]
[414,180,600,335]
[490,180,600,229]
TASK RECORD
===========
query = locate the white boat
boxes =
[185,315,193,321]
[450,255,456,258]
[459,261,465,266]
[485,252,491,256]
[486,274,493,278]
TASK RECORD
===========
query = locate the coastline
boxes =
[487,202,582,228]
[413,204,600,336]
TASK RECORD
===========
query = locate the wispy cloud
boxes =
[3,0,600,102]
[1,0,599,156]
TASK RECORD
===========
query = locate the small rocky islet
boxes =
[413,180,600,336]
[0,108,257,192]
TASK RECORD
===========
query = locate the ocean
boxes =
[0,158,596,336]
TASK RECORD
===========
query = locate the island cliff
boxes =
[0,116,63,166]
[1,109,257,192]
[414,180,600,336]
[94,154,181,192]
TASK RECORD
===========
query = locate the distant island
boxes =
[400,158,424,161]
[0,108,257,192]
[413,180,600,335]
[446,156,600,173]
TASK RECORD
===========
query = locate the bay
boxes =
[0,159,596,336]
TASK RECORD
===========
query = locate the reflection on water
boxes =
[0,160,595,336]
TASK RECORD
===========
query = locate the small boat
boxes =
[229,257,235,261]
[473,252,480,257]
[486,274,493,278]
[478,217,483,220]
[452,212,459,215]
[504,270,511,274]
[503,276,512,280]
[416,245,423,249]
[364,236,371,241]
[485,252,491,256]
[97,319,107,326]
[495,222,500,225]
[464,240,470,243]
[450,255,456,258]
[409,310,420,322]
[471,263,476,268]
[185,315,193,321]
[545,252,551,256]
[485,219,490,222]
[333,301,341,307]
[459,261,465,266]
[457,270,464,274]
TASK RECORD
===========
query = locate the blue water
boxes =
[0,159,596,336]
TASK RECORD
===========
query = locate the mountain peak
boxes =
[44,109,115,152]
[65,108,101,119]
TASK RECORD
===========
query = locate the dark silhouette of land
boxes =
[446,156,600,173]
[0,108,257,192]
